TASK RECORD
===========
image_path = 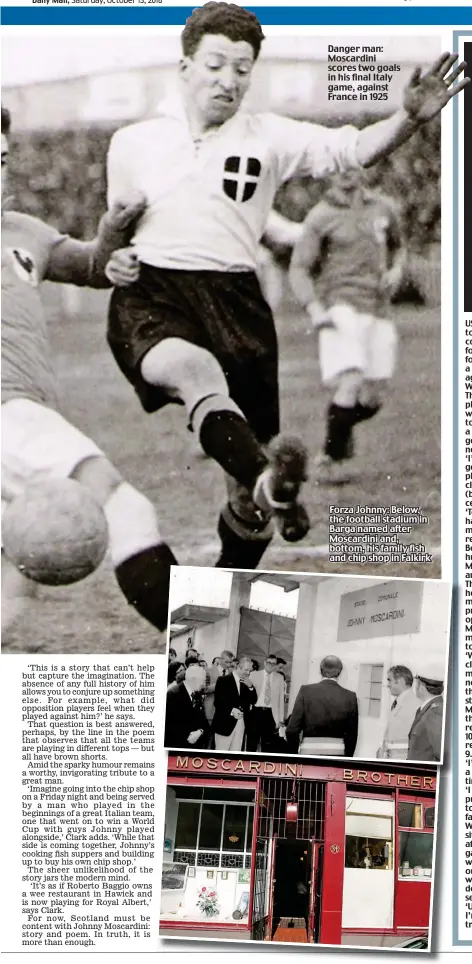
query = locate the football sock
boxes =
[115,543,178,632]
[215,513,272,569]
[105,482,162,566]
[324,403,357,462]
[352,401,381,423]
[199,409,267,491]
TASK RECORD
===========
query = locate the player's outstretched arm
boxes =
[356,53,468,167]
[46,193,146,288]
[263,209,304,249]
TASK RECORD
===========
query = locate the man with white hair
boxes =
[213,655,257,750]
[164,663,209,749]
[377,665,420,759]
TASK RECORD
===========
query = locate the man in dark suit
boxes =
[407,675,444,762]
[213,656,257,751]
[286,655,358,757]
[164,664,209,749]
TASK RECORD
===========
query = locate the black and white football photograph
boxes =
[2,5,466,654]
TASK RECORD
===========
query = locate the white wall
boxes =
[184,620,230,666]
[304,578,450,758]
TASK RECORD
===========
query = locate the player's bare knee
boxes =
[70,456,122,506]
[333,370,364,407]
[141,338,228,412]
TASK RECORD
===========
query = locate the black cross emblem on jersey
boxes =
[13,248,34,275]
[223,156,261,202]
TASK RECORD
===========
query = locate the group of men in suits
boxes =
[164,649,444,763]
[165,650,287,752]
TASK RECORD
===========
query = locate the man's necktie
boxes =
[391,699,398,711]
[264,673,272,707]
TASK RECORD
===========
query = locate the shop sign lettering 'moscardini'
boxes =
[171,756,436,790]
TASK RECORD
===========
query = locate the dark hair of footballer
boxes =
[182,3,265,60]
[1,106,11,136]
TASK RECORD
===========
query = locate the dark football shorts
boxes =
[107,265,280,444]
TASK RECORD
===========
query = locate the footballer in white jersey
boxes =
[106,1,467,572]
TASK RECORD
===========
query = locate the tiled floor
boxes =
[272,918,308,943]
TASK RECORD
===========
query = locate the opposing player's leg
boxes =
[316,310,397,483]
[140,338,310,554]
[71,456,176,632]
[362,317,398,410]
[315,306,376,484]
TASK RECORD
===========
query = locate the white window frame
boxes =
[358,662,384,718]
[173,798,254,869]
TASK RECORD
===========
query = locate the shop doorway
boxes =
[269,839,322,943]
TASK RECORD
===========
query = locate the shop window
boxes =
[202,786,255,802]
[398,831,434,878]
[173,800,254,869]
[246,812,253,852]
[398,802,422,828]
[345,836,392,870]
[173,786,204,800]
[197,852,220,867]
[345,808,393,870]
[223,805,247,852]
[199,804,223,851]
[172,850,195,866]
[358,663,384,717]
[424,806,435,829]
[175,802,200,849]
[221,853,245,868]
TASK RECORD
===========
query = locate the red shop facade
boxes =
[161,754,437,946]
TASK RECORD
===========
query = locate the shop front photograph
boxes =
[160,754,437,948]
[166,568,451,763]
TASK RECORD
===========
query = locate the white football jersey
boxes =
[107,96,361,272]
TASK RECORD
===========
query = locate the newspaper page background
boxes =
[0,0,469,959]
